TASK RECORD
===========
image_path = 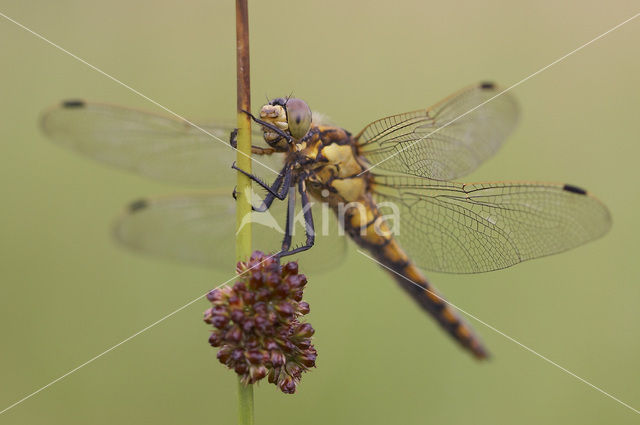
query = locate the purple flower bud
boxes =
[268,367,277,384]
[286,363,302,378]
[287,274,307,288]
[246,349,265,365]
[211,315,230,329]
[278,376,297,394]
[228,295,241,307]
[231,348,244,362]
[264,339,278,351]
[230,309,245,324]
[256,288,270,301]
[249,271,262,287]
[249,365,268,383]
[295,323,315,338]
[264,261,279,273]
[296,339,311,350]
[211,305,228,315]
[234,362,248,375]
[203,308,214,324]
[208,332,222,347]
[284,261,298,275]
[266,273,280,288]
[254,315,268,332]
[298,302,310,315]
[276,302,294,316]
[283,340,297,352]
[299,352,317,368]
[242,318,255,333]
[242,291,256,304]
[249,251,265,262]
[275,283,290,298]
[270,350,286,367]
[245,337,260,350]
[253,302,267,314]
[236,261,246,274]
[217,346,232,363]
[225,326,242,343]
[292,290,304,302]
[206,289,224,302]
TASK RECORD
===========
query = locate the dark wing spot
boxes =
[62,100,86,108]
[563,184,587,195]
[296,116,301,124]
[480,82,495,90]
[128,198,149,212]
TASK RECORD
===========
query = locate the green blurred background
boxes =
[1,1,639,423]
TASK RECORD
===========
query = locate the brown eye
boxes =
[285,98,312,140]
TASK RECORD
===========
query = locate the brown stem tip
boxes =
[204,251,317,394]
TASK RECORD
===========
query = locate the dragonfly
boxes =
[41,82,611,359]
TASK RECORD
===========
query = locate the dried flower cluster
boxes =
[203,251,317,394]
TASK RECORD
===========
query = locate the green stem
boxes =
[237,380,254,425]
[235,0,253,424]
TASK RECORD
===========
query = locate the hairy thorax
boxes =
[295,125,371,206]
[256,101,374,218]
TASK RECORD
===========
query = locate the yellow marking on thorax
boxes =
[331,178,366,203]
[296,134,322,160]
[320,144,363,178]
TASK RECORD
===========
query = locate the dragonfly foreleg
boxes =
[232,163,292,211]
[250,167,294,212]
[229,129,277,155]
[277,180,315,258]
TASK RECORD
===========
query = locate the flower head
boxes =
[204,251,316,394]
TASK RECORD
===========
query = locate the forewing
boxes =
[41,101,282,186]
[373,175,611,273]
[112,191,347,273]
[357,83,518,180]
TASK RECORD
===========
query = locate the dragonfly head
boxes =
[259,97,312,150]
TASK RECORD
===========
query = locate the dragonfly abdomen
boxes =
[341,195,488,359]
[392,262,488,359]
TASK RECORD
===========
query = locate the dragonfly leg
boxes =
[277,180,315,258]
[241,110,293,144]
[254,167,293,212]
[229,129,277,155]
[232,163,293,212]
[279,186,296,252]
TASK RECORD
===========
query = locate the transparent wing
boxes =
[373,175,611,273]
[41,100,283,186]
[112,190,347,273]
[357,82,518,180]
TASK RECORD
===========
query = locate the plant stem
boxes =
[237,379,254,425]
[235,0,253,424]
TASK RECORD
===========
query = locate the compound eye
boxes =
[285,98,312,140]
